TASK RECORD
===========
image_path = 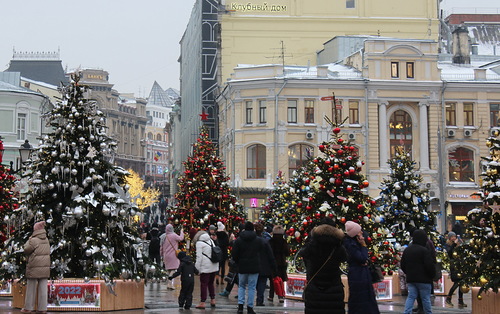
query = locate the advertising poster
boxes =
[433,275,445,294]
[374,278,393,301]
[0,281,12,295]
[285,275,306,299]
[47,283,101,308]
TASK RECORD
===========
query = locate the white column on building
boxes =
[379,102,388,169]
[419,102,430,170]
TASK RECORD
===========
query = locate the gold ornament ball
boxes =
[460,285,470,293]
[480,276,488,285]
[492,168,498,175]
[477,294,482,300]
[486,140,492,147]
[452,251,458,257]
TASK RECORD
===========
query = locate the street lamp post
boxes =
[9,140,33,174]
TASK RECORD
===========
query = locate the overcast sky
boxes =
[1,0,195,97]
[2,1,497,97]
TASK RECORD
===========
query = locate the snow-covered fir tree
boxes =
[0,151,19,250]
[379,147,442,256]
[172,126,244,230]
[0,75,161,283]
[454,131,500,297]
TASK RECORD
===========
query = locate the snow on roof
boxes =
[438,61,500,81]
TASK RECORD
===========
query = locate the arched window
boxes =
[156,134,162,141]
[389,110,412,158]
[288,144,314,177]
[147,132,153,140]
[247,144,266,179]
[449,147,474,182]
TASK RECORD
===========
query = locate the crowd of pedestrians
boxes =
[138,219,466,314]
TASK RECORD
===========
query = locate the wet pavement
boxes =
[0,278,472,313]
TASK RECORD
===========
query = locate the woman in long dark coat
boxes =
[268,225,290,303]
[299,223,347,314]
[343,221,380,314]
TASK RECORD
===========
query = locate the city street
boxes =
[1,278,472,313]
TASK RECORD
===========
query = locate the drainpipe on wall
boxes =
[274,79,288,174]
[364,79,370,176]
[438,81,448,233]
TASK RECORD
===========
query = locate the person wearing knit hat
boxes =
[345,221,362,238]
[444,230,465,308]
[343,221,380,313]
[22,221,50,313]
[272,225,285,235]
[217,221,225,232]
[446,231,456,240]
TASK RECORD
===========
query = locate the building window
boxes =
[406,62,414,78]
[332,99,342,124]
[288,144,314,177]
[148,132,153,140]
[17,113,26,140]
[446,103,456,126]
[245,101,253,124]
[391,62,399,78]
[449,147,474,182]
[490,103,500,127]
[259,100,267,124]
[346,0,355,8]
[247,144,266,179]
[287,99,297,123]
[305,99,315,123]
[349,101,359,124]
[464,102,474,126]
[156,134,162,141]
[389,110,412,158]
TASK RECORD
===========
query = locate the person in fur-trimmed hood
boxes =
[22,221,50,313]
[299,222,347,314]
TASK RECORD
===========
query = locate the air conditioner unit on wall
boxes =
[447,129,456,137]
[348,133,356,141]
[464,129,473,137]
[306,131,314,140]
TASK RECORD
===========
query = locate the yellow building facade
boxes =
[219,0,439,83]
[217,37,500,232]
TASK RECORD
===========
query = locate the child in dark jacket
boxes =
[169,251,199,309]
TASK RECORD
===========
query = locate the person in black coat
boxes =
[169,251,199,310]
[254,222,277,306]
[146,223,162,264]
[401,229,435,314]
[299,223,347,314]
[268,224,290,303]
[343,221,380,314]
[444,231,466,308]
[232,221,267,314]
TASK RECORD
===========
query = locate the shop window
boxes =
[287,99,297,123]
[349,101,359,124]
[247,144,266,179]
[406,62,414,78]
[288,144,314,177]
[490,103,500,127]
[305,99,315,123]
[389,110,412,157]
[446,103,456,126]
[449,147,474,182]
[245,100,253,124]
[464,103,474,126]
[391,62,399,78]
[259,100,267,124]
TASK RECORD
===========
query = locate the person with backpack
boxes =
[195,231,219,309]
[169,251,199,310]
[147,223,161,265]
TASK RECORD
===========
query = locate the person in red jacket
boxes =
[21,221,51,314]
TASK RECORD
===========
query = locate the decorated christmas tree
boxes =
[379,147,443,257]
[0,144,19,249]
[453,131,500,297]
[172,126,244,230]
[261,171,294,228]
[286,117,398,272]
[0,75,161,283]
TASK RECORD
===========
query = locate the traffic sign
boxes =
[320,96,334,101]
